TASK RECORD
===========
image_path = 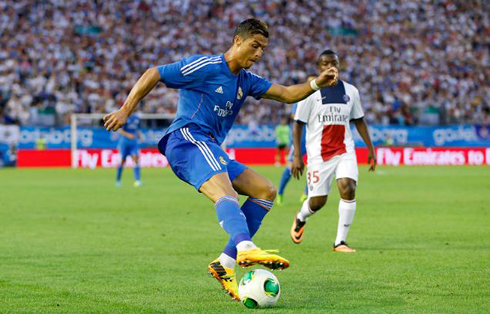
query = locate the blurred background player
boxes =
[103,19,339,301]
[116,113,142,187]
[274,116,290,167]
[277,75,317,205]
[291,50,376,252]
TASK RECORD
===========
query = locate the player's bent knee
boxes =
[249,180,277,201]
[267,184,278,201]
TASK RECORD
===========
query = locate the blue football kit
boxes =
[157,54,271,190]
[116,114,141,185]
[151,53,290,272]
[118,114,140,158]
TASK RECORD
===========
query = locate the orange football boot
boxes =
[333,241,357,253]
[290,214,307,244]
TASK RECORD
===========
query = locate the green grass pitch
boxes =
[0,166,489,313]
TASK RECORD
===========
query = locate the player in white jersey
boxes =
[290,50,376,252]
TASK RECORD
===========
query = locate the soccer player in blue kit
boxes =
[104,19,338,301]
[116,113,142,187]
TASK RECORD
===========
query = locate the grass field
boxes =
[0,166,489,313]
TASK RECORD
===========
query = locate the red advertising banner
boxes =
[16,147,490,168]
[374,147,490,166]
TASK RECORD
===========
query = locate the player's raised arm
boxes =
[262,67,338,104]
[103,67,160,132]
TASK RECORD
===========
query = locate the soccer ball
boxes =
[238,269,281,308]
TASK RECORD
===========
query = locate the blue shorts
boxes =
[287,142,307,162]
[118,142,139,159]
[159,125,247,191]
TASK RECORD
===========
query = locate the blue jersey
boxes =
[157,54,272,148]
[119,114,140,146]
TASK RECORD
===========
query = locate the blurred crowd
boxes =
[0,0,488,127]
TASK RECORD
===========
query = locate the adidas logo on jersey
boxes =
[215,86,223,94]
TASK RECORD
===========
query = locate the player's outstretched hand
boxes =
[368,149,377,172]
[316,67,339,87]
[291,156,305,180]
[103,109,129,132]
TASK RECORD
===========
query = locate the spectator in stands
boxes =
[0,0,488,126]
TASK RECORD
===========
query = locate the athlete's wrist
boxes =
[120,105,132,116]
[310,79,320,91]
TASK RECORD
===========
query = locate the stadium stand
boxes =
[0,0,488,127]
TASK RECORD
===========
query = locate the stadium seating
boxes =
[0,0,488,127]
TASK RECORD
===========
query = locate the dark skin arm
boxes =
[291,120,306,179]
[352,117,376,171]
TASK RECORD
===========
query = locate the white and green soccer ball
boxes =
[238,269,281,309]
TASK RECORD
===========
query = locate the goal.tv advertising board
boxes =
[15,124,490,149]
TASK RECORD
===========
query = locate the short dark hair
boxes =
[233,18,269,42]
[318,49,339,62]
[319,49,338,59]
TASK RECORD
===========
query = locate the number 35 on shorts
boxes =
[307,170,320,185]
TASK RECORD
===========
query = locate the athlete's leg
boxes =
[219,168,276,263]
[299,175,308,203]
[277,161,292,205]
[200,173,245,301]
[291,195,327,244]
[291,161,335,244]
[333,153,359,252]
[337,177,356,201]
[199,172,253,246]
[116,149,127,185]
[131,154,141,186]
[334,178,357,249]
[274,146,282,166]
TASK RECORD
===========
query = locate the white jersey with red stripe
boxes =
[294,80,364,166]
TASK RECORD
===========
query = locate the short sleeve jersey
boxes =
[157,54,272,147]
[294,80,364,165]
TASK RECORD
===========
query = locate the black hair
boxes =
[233,18,269,43]
[319,49,338,59]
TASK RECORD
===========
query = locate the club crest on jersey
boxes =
[219,156,227,165]
[343,94,350,103]
[237,87,243,99]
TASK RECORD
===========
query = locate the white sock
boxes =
[335,199,356,246]
[219,253,236,269]
[297,199,315,222]
[236,240,257,252]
